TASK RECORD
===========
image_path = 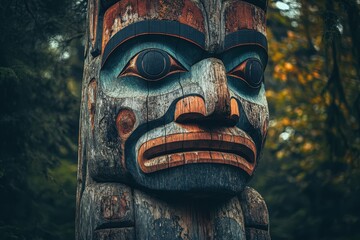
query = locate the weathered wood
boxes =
[77,1,271,239]
[240,187,269,228]
[78,183,134,240]
[175,96,206,122]
[245,228,271,240]
[134,190,247,240]
[93,228,135,240]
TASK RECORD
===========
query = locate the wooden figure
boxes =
[77,0,270,239]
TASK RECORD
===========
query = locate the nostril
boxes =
[174,95,240,127]
[174,96,206,123]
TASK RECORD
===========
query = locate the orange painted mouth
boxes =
[138,131,256,175]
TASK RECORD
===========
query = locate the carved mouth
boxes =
[138,131,256,175]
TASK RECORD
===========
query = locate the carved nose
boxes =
[174,96,240,124]
[174,58,240,125]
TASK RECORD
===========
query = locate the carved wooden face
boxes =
[87,0,269,195]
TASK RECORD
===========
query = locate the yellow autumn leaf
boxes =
[281,117,291,126]
[284,62,294,72]
[298,74,307,84]
[276,150,285,159]
[302,142,313,152]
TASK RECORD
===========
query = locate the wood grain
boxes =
[175,96,206,122]
[225,1,267,36]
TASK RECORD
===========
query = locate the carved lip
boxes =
[138,131,256,175]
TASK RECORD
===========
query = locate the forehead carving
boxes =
[96,0,267,57]
[102,0,205,51]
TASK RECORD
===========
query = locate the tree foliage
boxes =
[0,0,86,239]
[253,1,360,239]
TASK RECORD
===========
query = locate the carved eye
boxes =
[227,59,264,89]
[119,49,186,81]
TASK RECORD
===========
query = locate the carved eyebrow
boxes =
[102,20,206,66]
[224,30,268,53]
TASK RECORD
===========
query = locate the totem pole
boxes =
[76,0,270,239]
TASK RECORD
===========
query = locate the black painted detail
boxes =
[224,30,268,53]
[243,0,268,11]
[228,58,264,89]
[100,0,119,9]
[245,59,264,88]
[91,47,101,57]
[137,49,171,81]
[102,20,205,66]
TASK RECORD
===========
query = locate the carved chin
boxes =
[137,128,257,175]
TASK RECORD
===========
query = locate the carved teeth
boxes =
[137,132,256,175]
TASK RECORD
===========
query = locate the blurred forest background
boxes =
[0,0,359,239]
